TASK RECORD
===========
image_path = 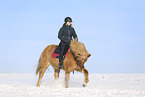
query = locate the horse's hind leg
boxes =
[65,72,70,88]
[36,62,49,87]
[54,69,60,79]
[82,68,89,87]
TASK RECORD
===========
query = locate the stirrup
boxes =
[58,62,65,69]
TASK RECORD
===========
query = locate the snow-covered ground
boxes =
[0,73,145,97]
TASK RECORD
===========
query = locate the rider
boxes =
[58,17,78,69]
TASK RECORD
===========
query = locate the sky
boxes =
[0,0,145,73]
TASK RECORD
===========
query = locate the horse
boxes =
[36,38,91,88]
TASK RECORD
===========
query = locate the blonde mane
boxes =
[70,38,91,63]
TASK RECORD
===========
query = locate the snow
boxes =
[0,73,145,97]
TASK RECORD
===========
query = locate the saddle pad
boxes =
[52,47,70,59]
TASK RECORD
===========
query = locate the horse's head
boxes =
[70,38,91,65]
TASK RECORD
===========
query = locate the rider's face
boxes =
[66,22,71,26]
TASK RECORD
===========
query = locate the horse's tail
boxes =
[36,55,42,75]
[36,50,43,74]
[36,46,51,75]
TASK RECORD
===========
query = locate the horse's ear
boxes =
[88,54,91,57]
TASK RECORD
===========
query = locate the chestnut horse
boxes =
[36,39,91,88]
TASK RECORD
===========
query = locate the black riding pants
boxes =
[59,42,70,63]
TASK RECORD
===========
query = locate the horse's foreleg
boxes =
[54,69,60,79]
[65,72,70,88]
[82,68,89,87]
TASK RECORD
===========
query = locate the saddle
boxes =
[52,44,84,71]
[52,44,70,59]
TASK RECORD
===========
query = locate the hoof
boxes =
[83,84,86,87]
[36,84,40,87]
[65,86,68,88]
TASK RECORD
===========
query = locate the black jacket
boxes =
[58,25,78,44]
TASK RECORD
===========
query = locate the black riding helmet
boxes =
[64,17,72,23]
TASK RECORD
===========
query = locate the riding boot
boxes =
[59,61,65,69]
